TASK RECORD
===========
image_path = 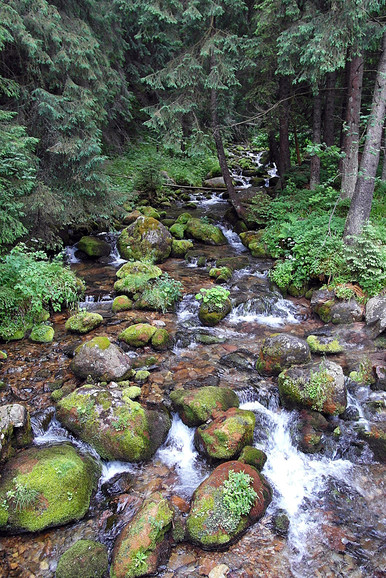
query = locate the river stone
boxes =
[170,386,240,427]
[278,360,347,415]
[209,266,233,283]
[194,408,255,461]
[203,177,225,188]
[310,289,336,322]
[70,336,132,381]
[77,236,111,258]
[0,444,100,533]
[56,540,108,578]
[111,492,173,578]
[171,239,194,257]
[119,323,157,347]
[358,425,386,463]
[56,384,171,461]
[65,312,103,334]
[306,334,344,354]
[185,218,227,245]
[117,216,172,263]
[296,410,329,454]
[112,295,133,313]
[365,295,386,336]
[114,261,162,296]
[238,446,267,472]
[329,300,363,324]
[199,298,232,327]
[256,334,311,375]
[29,324,55,343]
[0,404,32,463]
[186,461,272,549]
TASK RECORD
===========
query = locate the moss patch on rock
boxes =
[29,324,54,343]
[185,218,227,245]
[112,295,133,313]
[306,335,344,354]
[119,324,157,347]
[56,540,108,578]
[117,217,172,263]
[65,312,103,334]
[171,239,193,257]
[0,444,100,532]
[256,334,311,376]
[238,446,267,472]
[170,386,239,427]
[77,236,111,258]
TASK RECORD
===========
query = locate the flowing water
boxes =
[0,175,385,577]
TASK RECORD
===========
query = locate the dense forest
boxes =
[0,0,385,326]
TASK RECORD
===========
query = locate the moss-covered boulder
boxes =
[77,236,111,258]
[238,446,267,472]
[119,323,157,347]
[169,223,187,240]
[278,360,347,415]
[0,404,32,463]
[185,218,227,245]
[0,444,100,532]
[29,324,55,343]
[329,300,363,324]
[112,295,133,313]
[239,231,272,258]
[171,239,194,257]
[198,298,232,327]
[186,461,272,549]
[70,336,132,382]
[57,385,171,462]
[194,408,255,460]
[256,334,311,376]
[365,295,386,336]
[296,410,329,454]
[56,540,108,578]
[111,492,173,578]
[306,334,344,354]
[114,262,162,296]
[151,328,171,350]
[170,387,239,427]
[65,312,103,335]
[140,206,161,220]
[209,267,233,283]
[176,212,193,224]
[310,289,336,323]
[117,217,172,263]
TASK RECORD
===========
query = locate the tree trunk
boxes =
[340,53,364,199]
[344,32,386,242]
[268,129,280,168]
[278,75,291,178]
[293,121,302,165]
[323,71,336,147]
[310,90,322,190]
[382,126,386,181]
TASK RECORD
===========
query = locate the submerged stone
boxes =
[56,540,108,578]
[0,444,100,533]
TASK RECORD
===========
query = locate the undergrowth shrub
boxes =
[0,244,84,340]
[141,273,183,312]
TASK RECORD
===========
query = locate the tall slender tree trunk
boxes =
[344,32,386,241]
[278,75,291,178]
[310,90,322,190]
[340,52,364,199]
[323,71,336,146]
[293,121,302,165]
[382,126,386,181]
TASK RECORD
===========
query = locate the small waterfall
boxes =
[64,245,80,264]
[239,394,354,576]
[347,389,371,432]
[218,224,246,252]
[156,414,209,498]
[228,296,300,327]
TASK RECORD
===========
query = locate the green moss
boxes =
[185,218,227,245]
[171,239,193,257]
[122,386,141,401]
[170,387,239,427]
[151,328,170,350]
[112,295,133,313]
[119,323,157,347]
[81,336,111,351]
[170,223,186,239]
[0,350,7,360]
[29,324,54,343]
[238,447,267,471]
[209,267,233,283]
[306,335,344,354]
[56,540,108,578]
[65,312,103,334]
[77,236,110,258]
[134,370,150,383]
[176,212,192,224]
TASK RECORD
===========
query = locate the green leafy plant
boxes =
[141,273,183,313]
[195,287,230,311]
[133,550,147,570]
[6,479,40,511]
[303,366,332,412]
[222,469,258,519]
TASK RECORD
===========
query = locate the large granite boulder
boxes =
[366,295,386,336]
[111,492,173,578]
[194,408,255,461]
[278,360,347,415]
[0,404,32,463]
[0,444,100,532]
[186,461,272,549]
[70,336,132,382]
[57,384,171,461]
[256,334,311,375]
[117,217,172,263]
[170,386,239,427]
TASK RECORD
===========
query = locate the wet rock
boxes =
[199,299,232,327]
[306,334,344,354]
[330,300,363,324]
[238,446,267,472]
[196,333,226,345]
[56,539,108,578]
[114,261,162,296]
[29,324,55,343]
[0,404,32,463]
[310,289,336,322]
[112,295,133,313]
[171,239,194,257]
[57,384,171,461]
[358,425,386,463]
[186,461,272,549]
[101,471,133,497]
[216,256,250,270]
[278,360,347,415]
[117,216,172,263]
[209,267,233,283]
[272,509,290,537]
[220,350,256,372]
[185,218,227,246]
[348,356,375,386]
[77,236,111,258]
[365,295,386,336]
[170,386,239,427]
[65,312,103,334]
[194,408,256,460]
[111,492,173,578]
[0,444,100,532]
[296,409,329,454]
[373,365,386,391]
[70,336,132,382]
[239,231,271,258]
[256,334,311,376]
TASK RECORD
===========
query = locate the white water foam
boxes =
[228,297,299,327]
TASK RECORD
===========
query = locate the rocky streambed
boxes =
[0,187,385,578]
